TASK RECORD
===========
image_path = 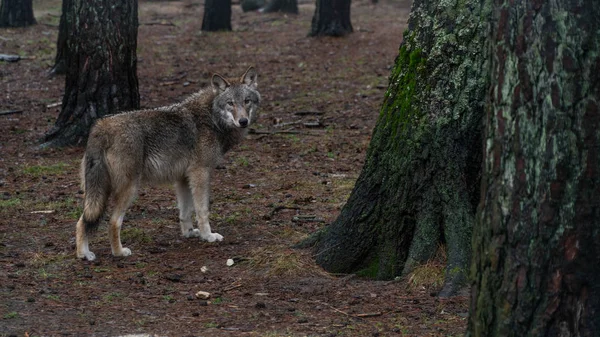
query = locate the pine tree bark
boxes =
[0,0,35,27]
[308,0,490,296]
[467,0,600,335]
[49,0,70,75]
[201,0,232,32]
[309,0,352,37]
[262,0,298,14]
[43,0,139,147]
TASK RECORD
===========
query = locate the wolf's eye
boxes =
[244,98,252,105]
[227,101,234,107]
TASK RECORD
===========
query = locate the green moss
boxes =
[23,162,69,176]
[0,198,21,209]
[380,32,428,140]
[356,256,380,278]
[121,227,152,244]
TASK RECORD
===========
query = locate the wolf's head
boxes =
[212,67,260,129]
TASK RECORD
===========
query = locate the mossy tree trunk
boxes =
[309,0,352,37]
[309,0,490,296]
[49,0,70,75]
[467,0,600,335]
[201,0,232,32]
[262,0,298,14]
[0,0,35,27]
[43,0,139,147]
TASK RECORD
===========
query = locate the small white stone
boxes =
[200,266,208,273]
[195,291,210,299]
[226,259,234,267]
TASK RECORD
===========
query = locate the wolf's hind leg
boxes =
[109,183,137,257]
[188,168,223,242]
[175,179,196,237]
[76,216,96,261]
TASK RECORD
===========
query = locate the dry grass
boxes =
[405,245,447,292]
[246,245,330,278]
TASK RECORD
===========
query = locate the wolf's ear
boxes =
[212,74,230,93]
[241,67,258,89]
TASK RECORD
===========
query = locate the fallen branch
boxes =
[0,110,23,116]
[270,205,301,217]
[0,54,20,62]
[354,312,383,318]
[313,300,383,318]
[31,210,55,214]
[294,111,324,116]
[142,21,177,27]
[222,282,243,292]
[249,129,323,137]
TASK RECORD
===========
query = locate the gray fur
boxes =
[75,67,260,261]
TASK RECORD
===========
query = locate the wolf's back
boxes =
[81,133,111,233]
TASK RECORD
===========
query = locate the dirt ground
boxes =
[0,0,469,336]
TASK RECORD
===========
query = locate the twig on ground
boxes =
[294,111,324,116]
[0,110,23,116]
[142,21,177,27]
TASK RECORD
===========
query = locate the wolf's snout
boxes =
[239,118,249,128]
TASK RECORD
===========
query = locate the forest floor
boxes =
[0,0,469,336]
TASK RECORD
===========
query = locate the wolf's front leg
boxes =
[188,168,223,242]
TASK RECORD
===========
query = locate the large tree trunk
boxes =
[467,0,600,336]
[309,0,352,37]
[0,0,35,27]
[308,0,490,296]
[262,0,298,14]
[201,0,232,32]
[43,0,139,147]
[49,0,70,75]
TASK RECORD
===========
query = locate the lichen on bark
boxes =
[468,0,600,335]
[309,0,491,296]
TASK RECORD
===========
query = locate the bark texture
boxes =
[201,0,232,32]
[309,0,352,37]
[468,0,600,336]
[43,0,139,147]
[49,0,70,75]
[0,0,35,27]
[262,0,298,14]
[310,0,490,295]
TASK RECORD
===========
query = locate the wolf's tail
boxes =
[81,144,111,234]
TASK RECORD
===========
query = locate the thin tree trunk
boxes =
[307,0,490,296]
[309,0,352,37]
[43,0,139,147]
[0,0,35,27]
[467,0,600,335]
[202,0,232,32]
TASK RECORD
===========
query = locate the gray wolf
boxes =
[75,67,260,261]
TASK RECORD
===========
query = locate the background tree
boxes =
[261,0,298,14]
[201,0,231,32]
[49,0,70,75]
[0,0,35,27]
[241,0,264,12]
[309,0,352,37]
[43,0,139,147]
[306,0,490,296]
[467,0,600,335]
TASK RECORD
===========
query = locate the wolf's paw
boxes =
[184,228,202,238]
[78,251,96,261]
[203,232,223,243]
[114,247,132,257]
